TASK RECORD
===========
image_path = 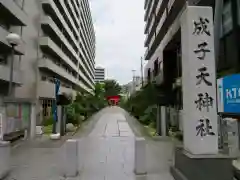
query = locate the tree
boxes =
[94,82,105,99]
[104,79,121,97]
[66,83,107,123]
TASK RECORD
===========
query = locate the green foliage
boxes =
[66,102,84,126]
[42,116,54,126]
[43,125,53,134]
[139,105,157,125]
[122,83,159,117]
[120,83,159,130]
[66,83,107,124]
[104,79,121,97]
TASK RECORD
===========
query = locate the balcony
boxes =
[41,17,94,86]
[38,81,76,99]
[156,0,163,14]
[41,0,95,83]
[39,37,77,70]
[41,0,78,51]
[144,13,155,35]
[38,58,92,92]
[0,64,22,84]
[0,0,28,26]
[144,47,149,60]
[145,0,185,60]
[58,0,80,41]
[144,0,153,21]
[144,0,148,9]
[41,16,79,68]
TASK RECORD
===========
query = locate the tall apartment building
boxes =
[143,0,240,102]
[94,67,105,83]
[0,0,95,121]
[144,0,240,84]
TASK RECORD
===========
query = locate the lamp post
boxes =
[6,33,21,97]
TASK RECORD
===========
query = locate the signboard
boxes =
[217,74,240,114]
[181,6,218,154]
[53,79,60,122]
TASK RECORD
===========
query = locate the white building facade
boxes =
[94,67,105,83]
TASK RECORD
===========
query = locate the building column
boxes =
[160,106,167,136]
[30,103,36,139]
[57,106,62,134]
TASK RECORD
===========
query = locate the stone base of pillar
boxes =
[0,141,10,179]
[170,147,236,180]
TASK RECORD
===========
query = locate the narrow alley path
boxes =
[76,107,174,180]
[77,108,135,180]
[6,107,174,180]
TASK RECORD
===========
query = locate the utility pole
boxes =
[140,57,144,87]
[132,69,136,94]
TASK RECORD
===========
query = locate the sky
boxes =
[90,0,146,85]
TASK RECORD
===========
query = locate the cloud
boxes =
[90,0,145,85]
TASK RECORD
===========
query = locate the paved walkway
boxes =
[77,111,135,180]
[75,107,174,180]
[6,107,174,180]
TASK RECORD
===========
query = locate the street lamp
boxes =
[6,33,21,96]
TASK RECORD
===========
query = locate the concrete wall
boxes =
[15,0,42,100]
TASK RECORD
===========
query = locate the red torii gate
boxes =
[106,95,120,106]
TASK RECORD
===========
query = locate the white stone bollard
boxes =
[64,139,78,177]
[134,137,147,175]
[0,141,10,179]
[50,133,60,140]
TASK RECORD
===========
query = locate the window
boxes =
[153,59,159,76]
[221,1,233,36]
[41,99,54,118]
[147,68,151,82]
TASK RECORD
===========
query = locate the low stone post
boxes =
[64,139,78,177]
[134,137,147,175]
[30,103,36,139]
[0,141,10,179]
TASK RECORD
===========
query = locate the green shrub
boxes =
[67,115,83,126]
[42,116,54,126]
